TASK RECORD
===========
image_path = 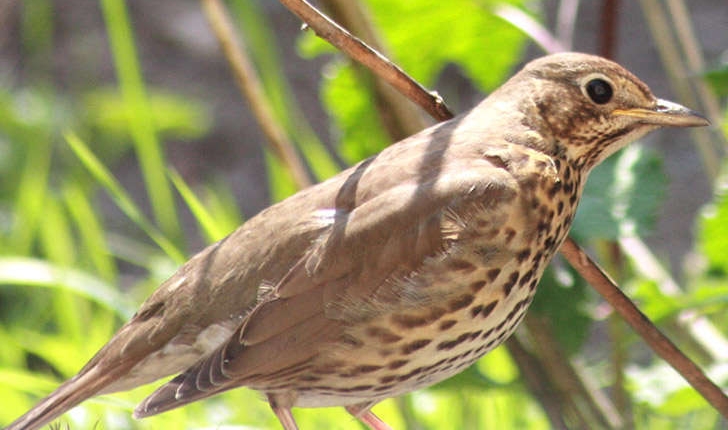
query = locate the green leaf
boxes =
[168,169,228,243]
[264,149,298,202]
[82,88,211,141]
[65,132,185,263]
[572,144,666,240]
[63,182,118,282]
[702,65,728,97]
[698,172,728,273]
[367,0,527,90]
[99,0,182,243]
[529,264,592,354]
[0,257,135,318]
[322,63,392,163]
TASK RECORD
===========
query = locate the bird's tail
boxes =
[5,366,118,430]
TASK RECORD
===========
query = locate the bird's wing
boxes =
[134,146,534,417]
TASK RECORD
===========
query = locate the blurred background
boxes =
[1,0,728,428]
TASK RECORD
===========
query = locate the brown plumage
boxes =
[7,53,708,430]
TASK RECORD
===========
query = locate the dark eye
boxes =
[585,78,613,104]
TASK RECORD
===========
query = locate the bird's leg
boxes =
[346,403,393,430]
[268,394,299,430]
[271,406,299,430]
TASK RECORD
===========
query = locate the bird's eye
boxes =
[585,78,613,104]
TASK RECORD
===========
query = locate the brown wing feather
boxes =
[135,150,522,417]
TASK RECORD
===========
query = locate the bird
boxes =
[7,52,709,430]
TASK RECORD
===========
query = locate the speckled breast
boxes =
[290,156,584,408]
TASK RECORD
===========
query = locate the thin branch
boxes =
[560,238,728,419]
[598,0,619,59]
[619,236,728,361]
[524,316,624,428]
[278,0,453,122]
[201,0,313,189]
[506,337,571,430]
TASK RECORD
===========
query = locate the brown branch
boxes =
[524,315,623,429]
[278,0,453,122]
[598,0,619,59]
[201,0,313,189]
[560,238,728,418]
[506,337,571,430]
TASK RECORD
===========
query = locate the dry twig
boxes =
[201,0,313,189]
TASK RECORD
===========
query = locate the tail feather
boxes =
[6,367,118,430]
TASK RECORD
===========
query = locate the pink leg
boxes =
[268,395,299,430]
[346,404,393,430]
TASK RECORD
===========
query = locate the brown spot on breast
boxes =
[439,320,457,330]
[374,384,395,392]
[529,279,538,292]
[518,269,534,288]
[341,384,374,393]
[379,375,398,384]
[544,236,555,249]
[480,328,495,340]
[354,365,383,374]
[391,307,446,329]
[470,304,484,318]
[366,327,402,343]
[397,366,425,382]
[387,359,409,369]
[548,181,562,198]
[378,349,394,357]
[531,250,544,265]
[436,331,474,351]
[503,271,519,296]
[298,375,321,382]
[504,228,516,244]
[401,339,432,354]
[480,300,498,319]
[486,268,501,282]
[505,298,530,323]
[470,280,487,293]
[448,259,476,273]
[516,249,531,263]
[448,294,475,312]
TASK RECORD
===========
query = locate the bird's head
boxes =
[502,52,708,170]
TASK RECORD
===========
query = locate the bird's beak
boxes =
[613,99,710,128]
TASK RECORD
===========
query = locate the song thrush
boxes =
[8,53,709,430]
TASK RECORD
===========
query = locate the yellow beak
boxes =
[613,99,710,128]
